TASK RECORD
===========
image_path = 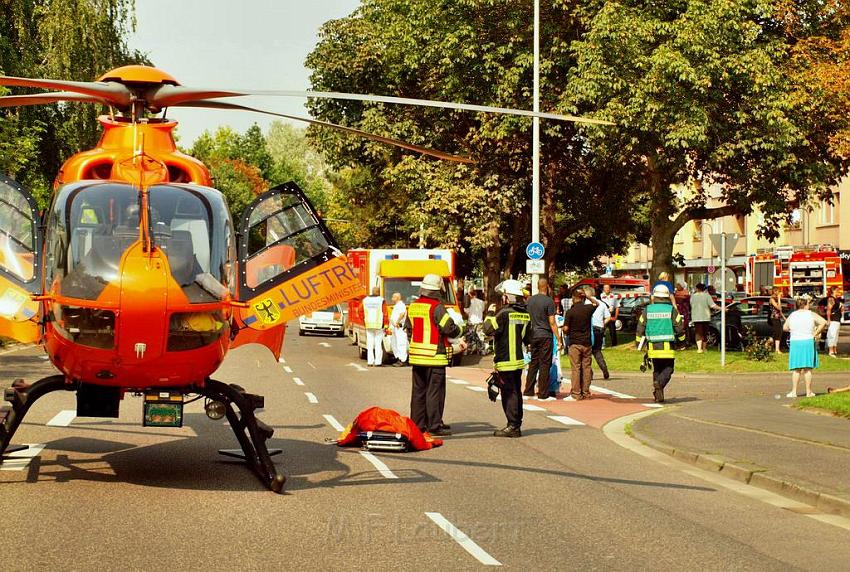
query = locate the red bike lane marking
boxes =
[449,367,655,428]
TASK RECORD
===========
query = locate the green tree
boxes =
[306,0,640,299]
[0,0,148,206]
[568,0,849,279]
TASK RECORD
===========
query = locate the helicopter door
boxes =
[236,182,363,331]
[0,175,42,343]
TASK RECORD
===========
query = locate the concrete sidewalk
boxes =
[631,397,850,518]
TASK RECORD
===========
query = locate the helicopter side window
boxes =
[0,179,37,282]
[244,194,330,289]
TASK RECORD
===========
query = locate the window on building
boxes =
[788,209,802,229]
[820,198,836,225]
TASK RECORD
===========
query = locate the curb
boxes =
[630,418,850,519]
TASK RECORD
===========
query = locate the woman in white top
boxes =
[783,297,827,398]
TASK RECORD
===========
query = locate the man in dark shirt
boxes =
[523,278,561,400]
[562,289,597,400]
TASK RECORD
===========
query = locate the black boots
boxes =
[494,425,522,438]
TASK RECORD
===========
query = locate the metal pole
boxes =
[720,232,727,367]
[531,0,541,284]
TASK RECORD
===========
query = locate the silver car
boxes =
[298,304,346,336]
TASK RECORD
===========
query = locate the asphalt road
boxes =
[1,330,849,571]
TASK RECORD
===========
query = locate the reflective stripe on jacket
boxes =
[406,296,462,366]
[483,304,531,371]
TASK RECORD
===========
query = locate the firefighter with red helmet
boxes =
[405,273,462,437]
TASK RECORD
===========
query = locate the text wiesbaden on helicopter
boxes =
[0,65,606,492]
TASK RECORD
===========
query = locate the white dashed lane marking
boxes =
[319,342,331,348]
[0,444,45,471]
[522,404,545,412]
[305,392,318,404]
[347,362,368,372]
[590,384,635,399]
[46,410,76,427]
[425,512,502,566]
[359,451,398,479]
[323,414,345,432]
[293,377,305,386]
[548,415,585,426]
[283,365,293,373]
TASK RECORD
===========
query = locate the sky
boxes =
[130,0,361,145]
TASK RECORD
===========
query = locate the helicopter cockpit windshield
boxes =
[47,182,235,303]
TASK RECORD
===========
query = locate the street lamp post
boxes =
[531,0,541,284]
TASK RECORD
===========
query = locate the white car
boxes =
[298,304,346,336]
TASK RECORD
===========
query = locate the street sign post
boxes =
[709,233,740,367]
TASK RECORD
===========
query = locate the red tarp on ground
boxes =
[337,406,443,450]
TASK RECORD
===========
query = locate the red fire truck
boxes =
[746,245,842,298]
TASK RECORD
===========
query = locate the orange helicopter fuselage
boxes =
[39,116,276,390]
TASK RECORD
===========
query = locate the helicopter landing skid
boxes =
[200,379,286,494]
[0,375,75,460]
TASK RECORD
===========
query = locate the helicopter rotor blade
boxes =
[173,99,475,164]
[0,92,106,108]
[150,86,613,126]
[0,76,132,108]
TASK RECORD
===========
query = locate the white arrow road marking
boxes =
[293,377,305,386]
[323,414,345,432]
[347,362,368,372]
[425,512,502,566]
[548,415,585,426]
[46,410,76,427]
[319,342,331,348]
[0,444,45,471]
[360,451,398,479]
[305,392,318,404]
[466,386,487,393]
[283,365,293,374]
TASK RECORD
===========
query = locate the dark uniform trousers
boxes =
[499,369,523,427]
[524,336,553,396]
[411,365,447,433]
[652,358,675,389]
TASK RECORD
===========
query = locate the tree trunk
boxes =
[649,222,677,283]
[483,225,502,306]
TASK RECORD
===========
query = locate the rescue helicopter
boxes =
[0,65,609,493]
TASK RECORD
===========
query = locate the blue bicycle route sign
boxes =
[526,242,545,260]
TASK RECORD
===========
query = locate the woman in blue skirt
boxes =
[783,297,827,398]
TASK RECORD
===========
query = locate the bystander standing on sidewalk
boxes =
[769,289,786,354]
[674,283,690,343]
[635,285,686,403]
[784,297,827,398]
[562,289,596,400]
[523,278,561,400]
[390,292,408,366]
[587,285,611,380]
[825,287,842,357]
[690,283,719,353]
[600,283,619,346]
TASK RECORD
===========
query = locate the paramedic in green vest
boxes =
[635,284,687,403]
[483,280,532,438]
[405,274,463,437]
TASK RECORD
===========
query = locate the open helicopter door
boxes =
[232,182,363,355]
[0,175,42,343]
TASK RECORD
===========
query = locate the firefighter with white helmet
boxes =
[635,284,687,402]
[483,280,531,437]
[404,273,462,436]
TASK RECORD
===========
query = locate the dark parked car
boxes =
[616,295,651,331]
[690,296,795,349]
